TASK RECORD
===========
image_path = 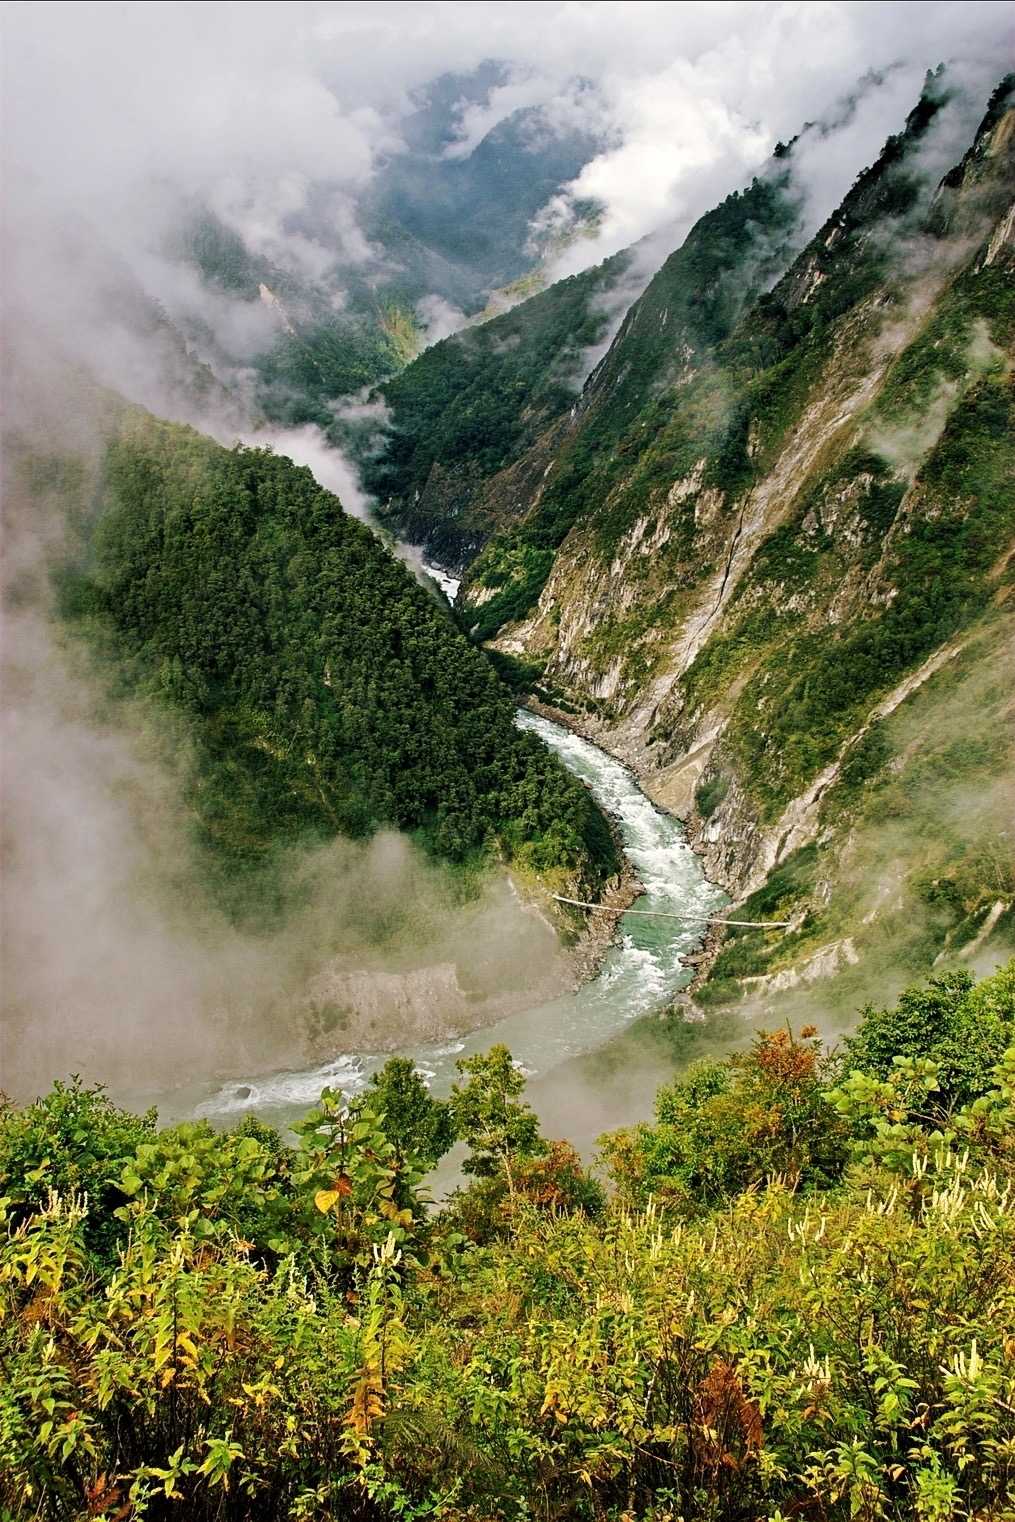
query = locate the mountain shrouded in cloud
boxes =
[1,0,1012,1091]
[4,10,1015,1517]
[4,1,1012,423]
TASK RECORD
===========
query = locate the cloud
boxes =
[7,2,1011,347]
[535,13,1009,281]
[243,422,377,519]
[415,293,469,345]
[440,71,609,160]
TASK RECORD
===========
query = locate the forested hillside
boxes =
[369,150,806,574]
[4,960,1015,1518]
[365,250,632,564]
[174,214,416,431]
[58,413,617,915]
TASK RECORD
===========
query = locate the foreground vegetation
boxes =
[3,960,1015,1519]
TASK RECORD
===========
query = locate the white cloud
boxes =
[247,423,376,521]
[416,293,469,345]
[3,0,1011,399]
[7,2,1010,262]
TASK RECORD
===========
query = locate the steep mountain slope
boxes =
[172,213,415,431]
[370,147,807,576]
[52,412,618,918]
[375,71,1015,1011]
[364,249,633,563]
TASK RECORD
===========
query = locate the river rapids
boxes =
[183,708,725,1127]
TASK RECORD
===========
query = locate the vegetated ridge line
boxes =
[551,894,791,928]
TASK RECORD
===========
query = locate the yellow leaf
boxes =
[160,1367,176,1388]
[315,1189,340,1214]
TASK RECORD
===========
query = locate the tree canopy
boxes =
[62,413,617,914]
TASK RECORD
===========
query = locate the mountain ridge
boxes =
[369,69,1015,1019]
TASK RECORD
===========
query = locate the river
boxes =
[186,706,725,1128]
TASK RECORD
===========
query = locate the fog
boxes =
[5,3,1012,363]
[0,342,571,1106]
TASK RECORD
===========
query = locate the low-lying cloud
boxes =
[5,2,1012,391]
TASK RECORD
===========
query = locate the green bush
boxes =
[694,773,729,818]
[4,962,1015,1518]
[841,961,1015,1109]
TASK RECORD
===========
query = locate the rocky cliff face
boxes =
[379,72,1015,1013]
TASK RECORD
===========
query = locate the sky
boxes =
[4,0,1013,314]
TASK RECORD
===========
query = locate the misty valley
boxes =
[3,5,1015,1518]
[180,710,725,1130]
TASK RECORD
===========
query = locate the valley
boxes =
[4,14,1015,1516]
[156,708,725,1127]
[8,64,1014,1121]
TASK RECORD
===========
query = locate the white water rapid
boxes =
[183,709,725,1127]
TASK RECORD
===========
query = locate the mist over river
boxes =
[161,708,725,1128]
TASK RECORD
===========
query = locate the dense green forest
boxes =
[59,414,617,915]
[366,157,805,574]
[4,960,1015,1518]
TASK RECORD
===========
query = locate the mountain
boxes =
[363,247,635,563]
[51,410,618,918]
[173,212,409,430]
[369,70,1015,1018]
[360,62,605,308]
[366,132,810,588]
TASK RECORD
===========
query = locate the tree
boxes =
[292,1087,427,1272]
[842,962,1015,1110]
[368,1057,455,1171]
[601,1026,849,1211]
[449,1045,545,1191]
